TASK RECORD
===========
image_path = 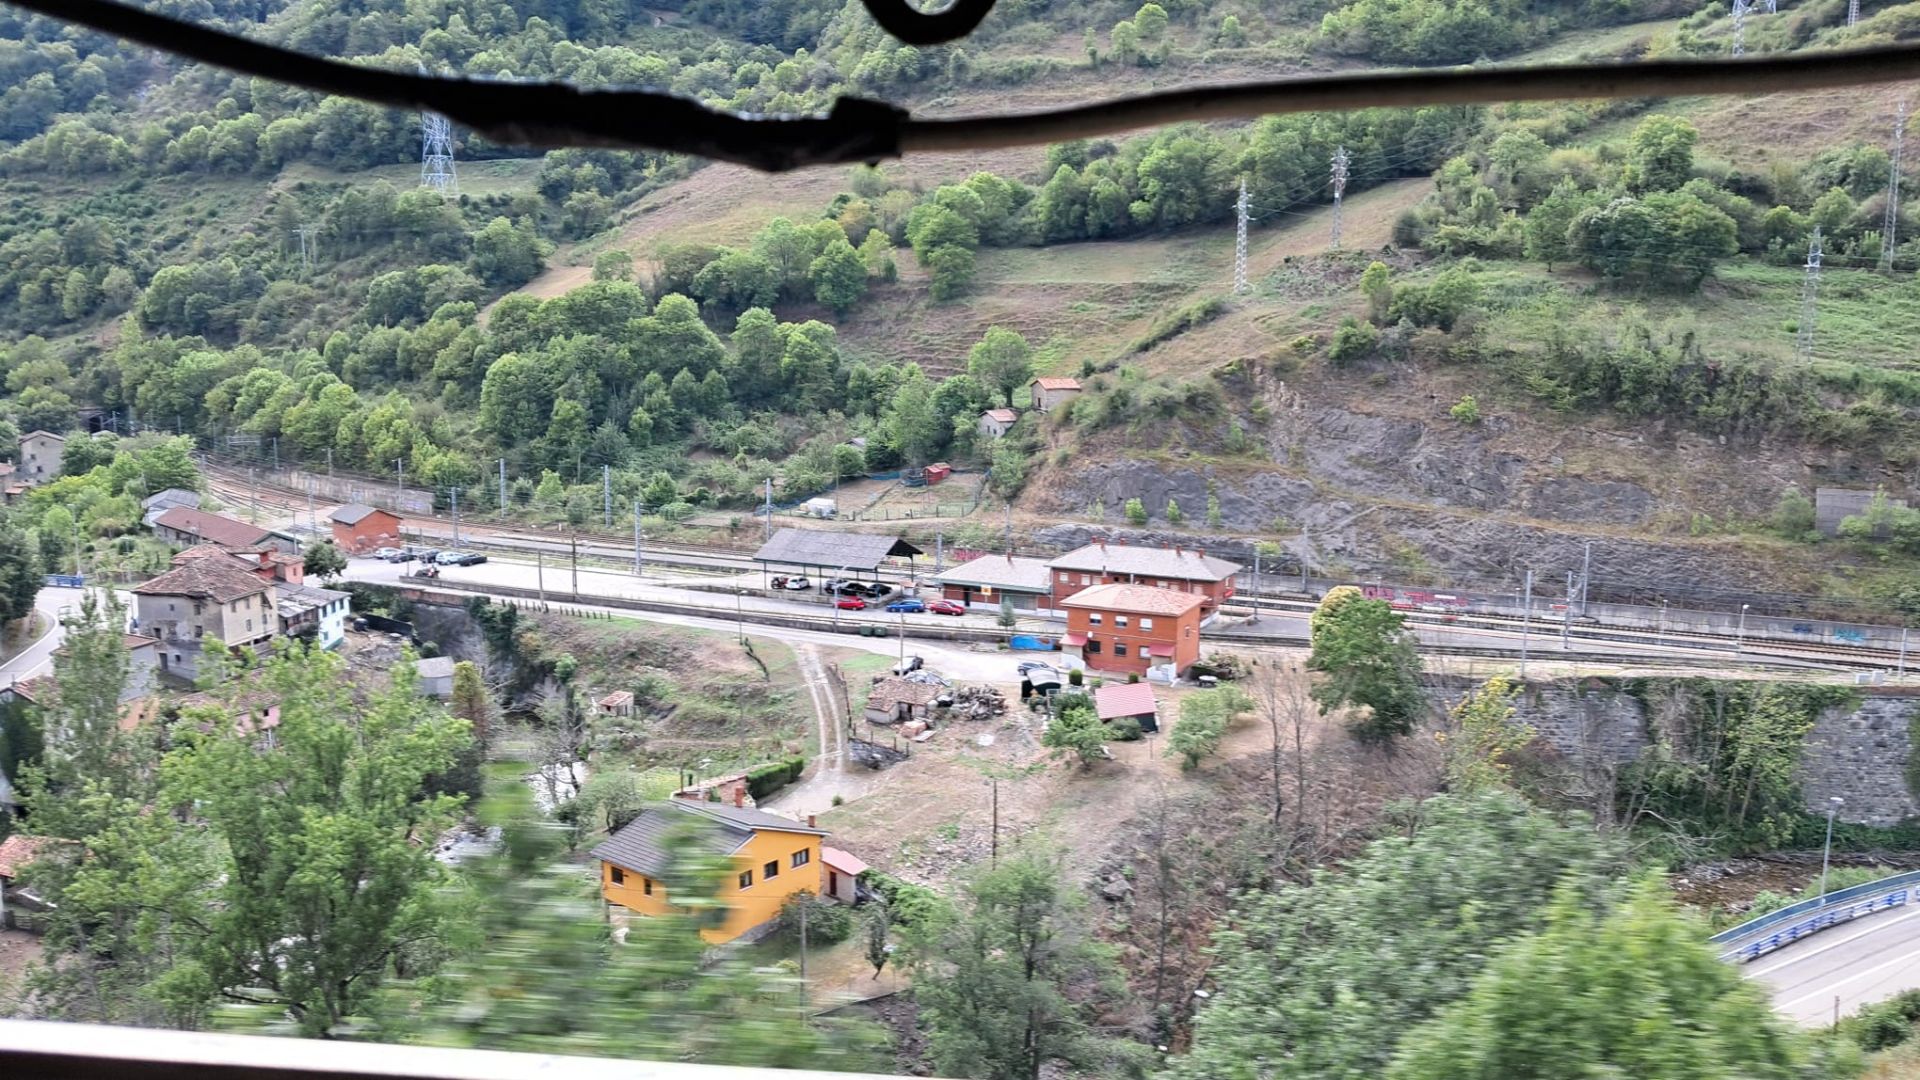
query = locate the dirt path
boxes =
[762,646,876,818]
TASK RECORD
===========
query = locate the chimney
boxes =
[807,814,817,829]
[1115,537,1126,546]
[733,787,744,808]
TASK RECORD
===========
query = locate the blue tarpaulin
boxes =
[1009,635,1057,651]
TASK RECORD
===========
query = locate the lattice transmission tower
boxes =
[1234,176,1249,294]
[1882,99,1908,271]
[1796,226,1822,362]
[421,112,459,197]
[1329,146,1351,249]
[1849,0,1861,26]
[1731,0,1749,56]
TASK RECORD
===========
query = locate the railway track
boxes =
[198,457,1912,674]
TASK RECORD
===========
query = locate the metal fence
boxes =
[1711,870,1920,962]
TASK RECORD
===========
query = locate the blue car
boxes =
[885,599,927,613]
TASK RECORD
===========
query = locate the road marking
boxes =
[1779,937,1920,1011]
[1747,905,1920,979]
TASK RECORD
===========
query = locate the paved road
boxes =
[0,586,88,689]
[1748,904,1920,1026]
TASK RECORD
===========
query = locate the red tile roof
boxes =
[1050,542,1241,582]
[132,558,271,603]
[153,507,273,549]
[0,835,45,878]
[1060,583,1207,617]
[983,408,1018,423]
[1093,682,1158,721]
[1031,377,1082,391]
[822,846,869,876]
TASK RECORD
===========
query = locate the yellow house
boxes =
[593,799,830,944]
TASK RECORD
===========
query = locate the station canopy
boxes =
[753,527,923,574]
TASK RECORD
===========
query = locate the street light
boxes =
[1736,603,1750,654]
[1820,796,1845,899]
[735,587,745,645]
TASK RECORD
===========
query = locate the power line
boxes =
[1797,225,1823,361]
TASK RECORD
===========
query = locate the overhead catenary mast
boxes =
[1882,98,1908,271]
[1796,226,1823,362]
[1329,145,1350,249]
[1234,175,1250,294]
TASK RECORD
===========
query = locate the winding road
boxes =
[1748,904,1920,1026]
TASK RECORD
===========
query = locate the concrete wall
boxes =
[1816,487,1907,538]
[1440,679,1920,826]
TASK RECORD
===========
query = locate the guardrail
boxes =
[1712,870,1920,963]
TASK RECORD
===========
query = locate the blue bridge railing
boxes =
[1712,870,1920,963]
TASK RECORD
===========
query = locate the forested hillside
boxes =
[0,0,1916,613]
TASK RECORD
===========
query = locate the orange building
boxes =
[327,504,403,553]
[593,798,832,944]
[1046,539,1240,614]
[1059,583,1205,677]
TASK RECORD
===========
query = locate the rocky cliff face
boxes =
[1027,370,1899,595]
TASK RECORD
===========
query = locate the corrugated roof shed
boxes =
[329,504,392,526]
[1094,682,1158,721]
[934,554,1053,593]
[753,527,922,571]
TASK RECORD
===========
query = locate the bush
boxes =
[1450,395,1481,424]
[746,755,807,800]
[1106,716,1143,741]
[867,871,942,925]
[1328,317,1378,365]
[1068,668,1084,686]
[1124,497,1148,525]
[777,890,852,943]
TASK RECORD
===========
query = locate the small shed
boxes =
[864,677,942,725]
[753,527,923,587]
[925,462,952,485]
[1029,376,1083,414]
[1093,681,1160,733]
[821,846,868,905]
[598,690,635,717]
[329,504,403,553]
[978,408,1018,439]
[415,656,455,699]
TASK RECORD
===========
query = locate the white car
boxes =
[782,575,811,590]
[371,546,403,561]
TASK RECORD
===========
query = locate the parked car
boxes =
[454,552,488,566]
[434,551,465,565]
[384,549,417,563]
[1016,660,1058,676]
[835,596,867,610]
[866,583,895,598]
[371,546,402,561]
[927,599,966,616]
[781,575,810,590]
[415,549,441,564]
[885,599,926,613]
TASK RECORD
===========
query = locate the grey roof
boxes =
[591,800,825,877]
[414,656,455,679]
[141,488,201,510]
[753,527,922,571]
[1050,541,1240,582]
[274,582,351,618]
[935,554,1054,593]
[329,503,390,526]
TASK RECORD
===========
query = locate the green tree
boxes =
[1442,676,1532,794]
[1124,497,1148,525]
[1387,881,1806,1080]
[1042,693,1108,768]
[0,513,41,625]
[808,237,869,315]
[1167,686,1251,769]
[909,851,1148,1080]
[998,596,1017,629]
[1770,485,1817,540]
[1524,178,1592,270]
[302,540,347,582]
[1175,793,1624,1080]
[1308,585,1425,743]
[1329,316,1378,365]
[888,367,944,466]
[1628,114,1699,192]
[468,216,547,287]
[1360,260,1394,323]
[1165,498,1184,525]
[1422,266,1480,332]
[449,659,492,746]
[591,249,633,282]
[865,901,891,978]
[966,327,1035,407]
[1811,185,1856,237]
[923,244,977,301]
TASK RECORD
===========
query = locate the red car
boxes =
[927,599,966,616]
[835,596,867,610]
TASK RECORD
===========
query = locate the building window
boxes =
[230,600,238,613]
[1140,618,1154,631]
[644,877,653,895]
[738,869,754,889]
[792,849,811,868]
[246,619,253,632]
[1114,643,1129,658]
[610,866,625,885]
[1089,613,1102,625]
[1086,640,1102,654]
[764,860,780,880]
[1115,615,1129,628]
[1057,572,1070,583]
[1080,574,1090,585]
[192,600,203,615]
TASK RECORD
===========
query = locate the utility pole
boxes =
[325,447,333,478]
[1883,99,1908,271]
[1579,540,1593,613]
[935,527,945,573]
[1330,146,1351,249]
[1797,226,1824,362]
[1898,627,1908,677]
[307,481,315,536]
[451,488,460,545]
[763,479,773,541]
[633,502,644,577]
[537,551,546,603]
[395,458,405,509]
[1233,175,1250,295]
[249,467,258,518]
[1731,0,1748,56]
[499,458,508,517]
[1004,500,1013,552]
[602,464,611,529]
[271,436,279,472]
[990,779,999,865]
[1519,569,1533,679]
[292,226,317,272]
[570,535,579,597]
[1561,570,1574,650]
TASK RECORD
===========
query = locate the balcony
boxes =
[0,1019,918,1079]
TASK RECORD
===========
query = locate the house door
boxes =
[829,870,841,899]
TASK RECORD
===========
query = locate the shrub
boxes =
[1450,395,1482,424]
[867,871,942,925]
[1106,716,1143,741]
[1124,497,1148,525]
[1328,317,1378,365]
[777,890,852,943]
[746,754,807,800]
[1068,668,1084,686]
